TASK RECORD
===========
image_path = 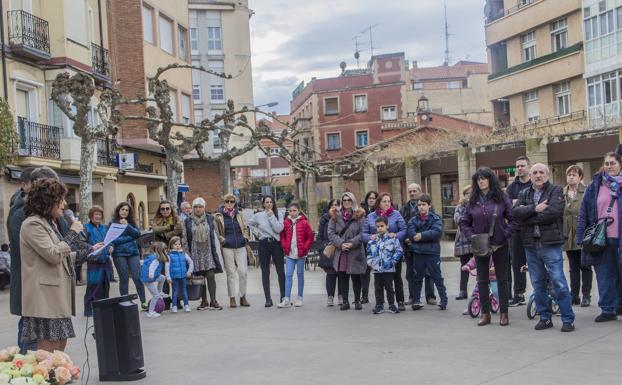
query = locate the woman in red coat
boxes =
[277,203,314,308]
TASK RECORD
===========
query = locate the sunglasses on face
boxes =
[408,190,418,193]
[160,207,171,211]
[342,198,352,202]
[225,200,236,204]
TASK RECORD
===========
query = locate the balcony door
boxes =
[9,0,32,12]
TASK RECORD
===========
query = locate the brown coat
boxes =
[20,216,76,319]
[152,215,183,243]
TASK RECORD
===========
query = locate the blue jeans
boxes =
[525,242,574,324]
[593,238,621,315]
[284,257,305,300]
[412,253,448,306]
[171,278,189,306]
[112,255,146,303]
[18,317,37,353]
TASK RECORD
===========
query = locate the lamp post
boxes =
[255,102,279,109]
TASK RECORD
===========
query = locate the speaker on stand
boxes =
[92,294,147,381]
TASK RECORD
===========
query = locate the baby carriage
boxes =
[466,268,500,318]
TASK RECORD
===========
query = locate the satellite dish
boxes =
[354,51,360,60]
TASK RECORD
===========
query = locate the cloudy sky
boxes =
[248,0,488,115]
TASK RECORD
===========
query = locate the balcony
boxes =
[7,10,50,61]
[91,43,111,83]
[96,137,118,167]
[16,117,61,159]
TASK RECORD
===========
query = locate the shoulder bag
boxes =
[470,204,498,257]
[322,218,356,259]
[582,196,616,255]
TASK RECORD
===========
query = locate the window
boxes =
[65,0,87,45]
[142,5,154,44]
[208,61,225,102]
[326,133,341,150]
[554,82,571,116]
[587,76,602,107]
[269,148,282,157]
[207,11,222,54]
[447,81,461,89]
[524,90,539,122]
[521,31,536,62]
[550,18,568,52]
[181,94,191,125]
[617,7,622,29]
[603,72,618,104]
[324,97,339,115]
[355,131,368,148]
[271,168,290,177]
[159,15,174,54]
[413,82,423,90]
[381,105,397,121]
[519,0,533,7]
[600,10,614,36]
[193,85,201,102]
[194,110,203,125]
[354,95,367,112]
[190,28,198,53]
[169,90,178,122]
[178,26,188,61]
[584,16,598,40]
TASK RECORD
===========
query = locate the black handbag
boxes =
[582,196,616,255]
[471,205,498,257]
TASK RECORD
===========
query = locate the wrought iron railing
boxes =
[91,43,110,77]
[16,117,61,159]
[7,10,50,54]
[96,137,118,166]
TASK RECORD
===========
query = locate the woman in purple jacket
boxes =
[460,167,515,327]
[362,193,407,310]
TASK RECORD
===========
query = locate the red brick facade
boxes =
[183,160,223,210]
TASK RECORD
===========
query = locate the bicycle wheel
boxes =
[468,296,480,318]
[550,298,560,315]
[490,296,500,314]
[526,296,537,319]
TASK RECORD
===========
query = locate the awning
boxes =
[178,183,190,192]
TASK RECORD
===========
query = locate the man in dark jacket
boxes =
[506,156,532,306]
[513,163,575,332]
[400,183,436,306]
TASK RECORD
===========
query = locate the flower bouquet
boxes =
[0,347,80,385]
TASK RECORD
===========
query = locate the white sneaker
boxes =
[327,296,334,307]
[184,305,191,313]
[171,306,178,313]
[146,312,161,318]
[294,297,303,307]
[277,298,291,308]
[337,295,343,306]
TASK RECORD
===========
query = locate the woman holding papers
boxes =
[83,205,114,316]
[111,202,146,308]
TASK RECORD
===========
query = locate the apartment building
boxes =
[0,0,116,235]
[485,0,585,129]
[407,61,493,126]
[109,0,193,224]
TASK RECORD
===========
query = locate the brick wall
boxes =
[108,0,148,141]
[184,160,223,211]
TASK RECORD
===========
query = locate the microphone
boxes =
[64,208,86,239]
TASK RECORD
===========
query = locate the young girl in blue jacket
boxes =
[167,236,194,313]
[140,242,169,318]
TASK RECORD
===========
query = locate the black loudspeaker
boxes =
[92,294,147,381]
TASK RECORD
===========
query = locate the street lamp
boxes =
[255,102,279,109]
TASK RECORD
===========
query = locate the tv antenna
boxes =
[443,1,452,66]
[361,24,379,58]
[353,35,365,68]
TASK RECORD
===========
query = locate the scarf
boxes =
[420,213,427,222]
[342,209,353,223]
[191,213,210,244]
[603,172,622,197]
[224,207,236,218]
[376,206,394,218]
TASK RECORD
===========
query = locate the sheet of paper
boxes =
[89,223,128,256]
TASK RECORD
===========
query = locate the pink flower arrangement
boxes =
[0,347,80,385]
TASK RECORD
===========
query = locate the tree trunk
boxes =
[165,154,181,207]
[220,158,232,196]
[78,138,95,222]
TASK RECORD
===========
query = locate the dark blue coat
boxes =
[407,212,443,256]
[110,223,141,257]
[219,208,246,249]
[577,173,622,265]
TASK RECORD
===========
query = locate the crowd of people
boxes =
[5,146,622,352]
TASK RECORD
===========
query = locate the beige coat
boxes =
[20,215,76,319]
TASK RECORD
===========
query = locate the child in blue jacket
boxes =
[167,236,194,313]
[367,216,403,314]
[407,194,448,310]
[140,242,169,318]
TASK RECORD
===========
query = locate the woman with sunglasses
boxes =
[362,193,408,310]
[152,200,182,244]
[328,193,367,310]
[214,194,252,308]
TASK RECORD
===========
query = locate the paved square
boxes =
[1,259,620,385]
